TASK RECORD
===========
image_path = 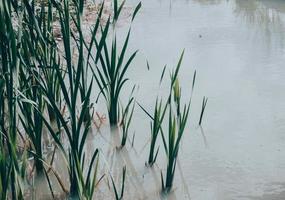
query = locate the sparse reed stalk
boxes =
[160,51,196,193]
[147,99,167,166]
[199,96,208,126]
[111,166,126,200]
[138,98,168,166]
[120,97,135,148]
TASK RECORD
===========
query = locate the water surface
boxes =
[118,0,285,199]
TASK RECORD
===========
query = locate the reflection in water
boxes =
[235,0,285,49]
[239,182,285,200]
[192,0,223,5]
[199,126,208,148]
[192,0,285,48]
[177,159,191,200]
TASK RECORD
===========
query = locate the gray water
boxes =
[36,1,285,199]
[114,0,285,199]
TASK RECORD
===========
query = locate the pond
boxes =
[24,0,285,199]
[111,0,285,199]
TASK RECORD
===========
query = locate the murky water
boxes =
[113,0,285,199]
[34,0,285,199]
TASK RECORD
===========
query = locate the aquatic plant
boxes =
[18,87,45,173]
[0,0,129,198]
[33,0,107,198]
[113,0,125,23]
[93,31,136,125]
[110,166,127,200]
[17,0,50,173]
[160,51,196,193]
[199,96,208,126]
[80,149,100,200]
[0,140,25,200]
[138,98,167,166]
[0,0,205,198]
[36,0,63,123]
[161,105,190,193]
[113,0,141,23]
[134,63,168,166]
[93,2,141,125]
[147,99,167,166]
[0,0,25,198]
[120,97,135,148]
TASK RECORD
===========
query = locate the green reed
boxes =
[199,96,208,126]
[160,51,196,193]
[110,166,126,200]
[17,0,53,173]
[93,1,141,125]
[120,97,135,147]
[138,98,168,166]
[0,0,25,198]
[147,99,167,166]
[32,0,107,198]
[0,0,206,198]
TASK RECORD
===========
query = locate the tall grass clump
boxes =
[160,51,196,193]
[33,0,106,198]
[17,0,52,174]
[35,0,63,123]
[93,1,141,125]
[94,31,136,125]
[0,0,25,198]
